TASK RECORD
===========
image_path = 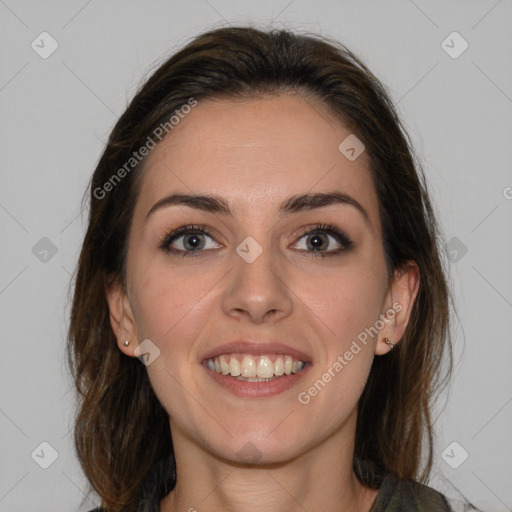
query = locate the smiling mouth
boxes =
[204,353,306,382]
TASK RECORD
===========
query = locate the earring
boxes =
[123,340,130,346]
[383,337,394,350]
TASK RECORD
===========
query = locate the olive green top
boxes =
[368,468,452,511]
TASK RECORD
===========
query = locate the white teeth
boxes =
[274,356,285,376]
[206,353,306,379]
[241,355,257,378]
[235,376,275,382]
[229,357,241,376]
[284,355,293,375]
[257,356,274,378]
[292,360,302,373]
[219,355,230,375]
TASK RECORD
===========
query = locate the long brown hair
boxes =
[67,25,453,511]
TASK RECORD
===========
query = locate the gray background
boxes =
[1,1,511,511]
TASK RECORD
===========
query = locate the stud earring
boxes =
[123,340,130,347]
[383,337,394,350]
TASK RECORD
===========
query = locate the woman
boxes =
[67,26,465,511]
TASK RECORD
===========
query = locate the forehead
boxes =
[136,94,379,225]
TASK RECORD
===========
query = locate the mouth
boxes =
[204,353,307,381]
[201,352,312,398]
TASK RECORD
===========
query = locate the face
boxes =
[107,93,418,465]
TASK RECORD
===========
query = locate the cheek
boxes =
[292,266,384,409]
[298,264,385,346]
[129,261,214,343]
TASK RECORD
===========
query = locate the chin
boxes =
[208,428,306,466]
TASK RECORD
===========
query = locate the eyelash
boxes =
[158,223,354,258]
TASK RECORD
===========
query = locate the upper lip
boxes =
[200,340,312,363]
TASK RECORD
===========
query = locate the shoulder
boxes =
[395,477,452,510]
[372,470,452,511]
[355,458,452,512]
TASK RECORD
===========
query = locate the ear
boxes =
[374,261,420,355]
[105,280,139,357]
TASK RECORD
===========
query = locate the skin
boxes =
[107,93,420,512]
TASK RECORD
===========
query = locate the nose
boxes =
[220,238,294,324]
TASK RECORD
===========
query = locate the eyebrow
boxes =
[145,191,371,229]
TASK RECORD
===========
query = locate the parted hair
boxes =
[67,25,453,511]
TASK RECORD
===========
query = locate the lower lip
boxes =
[202,361,312,398]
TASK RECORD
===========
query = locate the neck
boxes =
[160,411,378,512]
